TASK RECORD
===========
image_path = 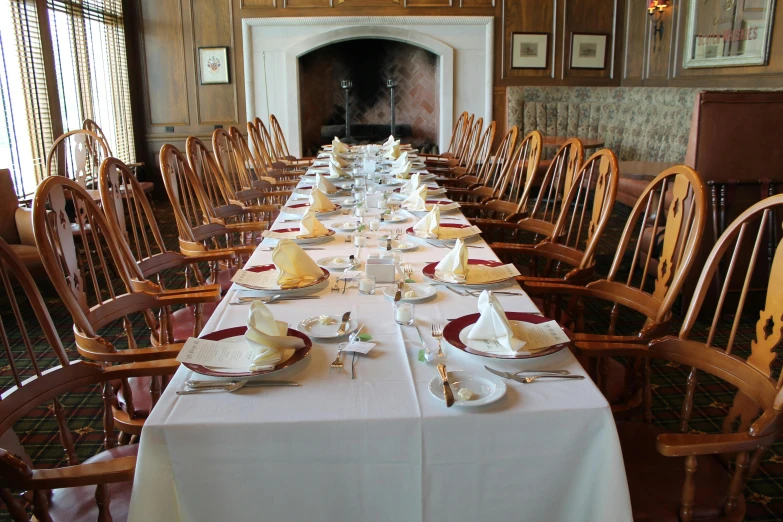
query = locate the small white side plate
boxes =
[428,370,506,407]
[382,283,436,303]
[381,213,407,224]
[316,256,354,270]
[376,240,417,252]
[298,316,359,339]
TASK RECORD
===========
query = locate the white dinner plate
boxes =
[428,370,506,408]
[316,256,354,270]
[382,283,436,303]
[281,204,342,218]
[380,213,407,224]
[376,240,417,252]
[298,315,359,339]
[293,188,348,199]
[331,221,359,232]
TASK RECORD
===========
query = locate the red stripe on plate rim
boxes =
[442,312,569,359]
[183,326,312,377]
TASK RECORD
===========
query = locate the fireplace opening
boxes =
[298,38,440,156]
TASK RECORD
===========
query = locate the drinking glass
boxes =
[394,302,415,326]
[358,274,376,295]
[368,218,380,232]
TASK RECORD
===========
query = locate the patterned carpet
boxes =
[1,201,782,521]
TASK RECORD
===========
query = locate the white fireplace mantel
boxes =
[242,16,494,156]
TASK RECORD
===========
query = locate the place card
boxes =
[514,320,571,351]
[231,269,279,289]
[341,341,376,354]
[437,225,481,240]
[464,264,521,284]
[177,337,256,369]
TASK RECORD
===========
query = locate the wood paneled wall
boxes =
[127,0,781,173]
[128,0,627,169]
[622,0,783,87]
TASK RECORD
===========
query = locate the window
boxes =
[48,0,135,162]
[0,0,135,198]
[0,0,54,197]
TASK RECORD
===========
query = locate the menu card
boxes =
[463,264,521,284]
[514,320,571,351]
[437,225,482,240]
[231,269,279,289]
[262,230,300,240]
[177,337,256,369]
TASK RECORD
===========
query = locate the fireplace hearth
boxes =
[299,38,439,156]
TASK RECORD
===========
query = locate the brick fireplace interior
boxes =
[298,38,440,156]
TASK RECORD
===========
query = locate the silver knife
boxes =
[437,363,455,407]
[484,366,571,381]
[184,380,301,389]
[336,311,351,336]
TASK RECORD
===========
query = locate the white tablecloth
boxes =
[128,172,632,522]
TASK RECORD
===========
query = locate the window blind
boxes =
[0,0,55,197]
[47,0,135,163]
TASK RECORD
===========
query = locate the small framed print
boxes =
[198,47,230,85]
[510,33,549,69]
[570,33,608,70]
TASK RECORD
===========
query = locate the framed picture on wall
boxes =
[570,33,608,69]
[684,0,774,67]
[510,33,549,69]
[198,47,230,85]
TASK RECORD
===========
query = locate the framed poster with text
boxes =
[683,0,775,68]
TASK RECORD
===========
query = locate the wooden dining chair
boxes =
[82,118,152,197]
[269,114,313,166]
[578,193,783,522]
[247,120,301,183]
[46,130,108,198]
[448,128,538,208]
[469,137,584,244]
[99,157,227,342]
[227,125,298,199]
[32,176,219,439]
[427,117,483,177]
[436,121,497,187]
[523,166,707,413]
[489,148,619,286]
[160,143,266,265]
[421,111,470,162]
[0,236,179,521]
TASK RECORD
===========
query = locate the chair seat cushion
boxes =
[138,181,154,194]
[116,377,152,418]
[47,444,137,522]
[618,421,732,522]
[7,244,45,278]
[211,267,237,293]
[171,301,219,342]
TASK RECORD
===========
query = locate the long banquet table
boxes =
[127,161,632,522]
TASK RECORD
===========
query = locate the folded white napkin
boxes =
[390,161,412,179]
[272,239,324,288]
[332,137,349,154]
[382,135,397,147]
[245,301,306,370]
[315,173,338,194]
[329,161,351,179]
[330,154,350,168]
[401,184,428,211]
[400,173,420,195]
[467,290,526,353]
[308,188,338,212]
[383,144,402,160]
[412,204,440,238]
[434,238,468,282]
[393,151,409,166]
[298,208,328,238]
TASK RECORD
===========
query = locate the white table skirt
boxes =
[128,175,632,522]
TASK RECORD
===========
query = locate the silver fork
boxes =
[516,375,585,384]
[331,278,340,293]
[330,345,345,369]
[431,324,445,358]
[403,263,413,281]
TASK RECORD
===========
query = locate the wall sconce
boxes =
[648,0,669,53]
